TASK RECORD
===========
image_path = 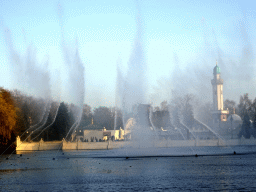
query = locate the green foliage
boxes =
[52,102,69,140]
[45,102,69,141]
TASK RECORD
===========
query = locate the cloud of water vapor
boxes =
[58,4,85,128]
[169,16,256,109]
[3,26,51,101]
[123,3,147,112]
[2,24,56,135]
[115,57,124,109]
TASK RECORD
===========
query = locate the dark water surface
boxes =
[1,146,256,191]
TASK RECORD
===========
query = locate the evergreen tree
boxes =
[238,93,252,120]
[65,103,80,140]
[238,112,251,139]
[51,102,69,140]
[43,102,60,141]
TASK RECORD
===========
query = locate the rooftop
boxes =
[213,62,221,74]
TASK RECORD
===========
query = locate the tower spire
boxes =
[211,61,229,123]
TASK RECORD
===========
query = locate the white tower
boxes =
[211,61,229,122]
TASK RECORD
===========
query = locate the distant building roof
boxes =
[227,114,242,122]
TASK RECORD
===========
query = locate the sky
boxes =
[0,0,256,109]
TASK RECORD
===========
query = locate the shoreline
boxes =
[16,137,256,151]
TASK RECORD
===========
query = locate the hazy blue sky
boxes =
[0,0,256,108]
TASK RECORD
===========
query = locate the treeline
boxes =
[2,86,256,150]
[0,88,16,152]
[0,88,124,150]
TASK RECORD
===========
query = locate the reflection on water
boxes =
[0,146,256,191]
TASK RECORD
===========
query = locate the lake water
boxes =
[1,146,256,191]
